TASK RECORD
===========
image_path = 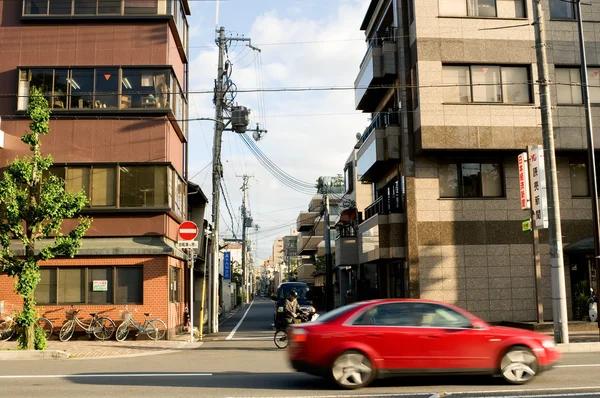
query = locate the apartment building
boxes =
[354,0,599,322]
[0,0,191,336]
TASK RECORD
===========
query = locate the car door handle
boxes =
[420,335,440,339]
[367,333,383,338]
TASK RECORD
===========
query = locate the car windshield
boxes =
[278,284,309,303]
[316,302,363,323]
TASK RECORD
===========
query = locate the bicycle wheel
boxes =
[37,317,53,339]
[0,320,15,342]
[93,317,116,340]
[274,329,288,349]
[59,320,75,342]
[147,319,167,341]
[115,321,130,342]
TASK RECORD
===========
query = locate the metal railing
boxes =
[336,224,357,238]
[358,27,398,69]
[359,110,400,144]
[364,192,403,220]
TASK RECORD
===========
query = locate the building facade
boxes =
[0,0,191,336]
[354,0,599,322]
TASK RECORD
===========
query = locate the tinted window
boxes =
[316,303,362,323]
[417,304,472,328]
[353,303,421,326]
[278,284,309,302]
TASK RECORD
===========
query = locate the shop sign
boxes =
[518,152,530,210]
[528,145,548,229]
[93,280,108,292]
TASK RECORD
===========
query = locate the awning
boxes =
[564,236,594,253]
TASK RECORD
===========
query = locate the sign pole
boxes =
[189,248,195,343]
[526,147,544,324]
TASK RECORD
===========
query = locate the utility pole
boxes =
[532,0,569,343]
[239,174,251,304]
[575,0,600,335]
[209,27,265,333]
[322,188,334,311]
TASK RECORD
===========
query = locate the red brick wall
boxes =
[0,255,185,338]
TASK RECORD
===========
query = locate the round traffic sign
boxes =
[178,221,198,241]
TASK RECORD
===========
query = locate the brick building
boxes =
[0,0,191,337]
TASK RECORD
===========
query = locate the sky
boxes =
[186,0,371,262]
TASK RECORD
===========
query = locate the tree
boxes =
[0,87,91,350]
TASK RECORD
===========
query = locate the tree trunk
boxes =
[22,295,35,350]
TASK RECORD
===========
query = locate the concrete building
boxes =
[0,0,191,336]
[353,0,600,323]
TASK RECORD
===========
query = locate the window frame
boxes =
[439,0,527,19]
[35,266,143,305]
[569,159,600,198]
[554,66,600,105]
[438,160,505,199]
[442,64,532,105]
[170,266,181,303]
[549,0,575,20]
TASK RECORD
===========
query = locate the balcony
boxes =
[22,0,189,60]
[297,235,321,255]
[297,211,319,232]
[355,29,397,112]
[356,112,401,182]
[335,225,358,267]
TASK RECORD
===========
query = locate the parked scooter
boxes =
[590,288,598,322]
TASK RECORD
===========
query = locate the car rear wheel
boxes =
[500,346,538,385]
[331,350,374,389]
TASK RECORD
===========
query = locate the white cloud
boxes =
[187,0,370,259]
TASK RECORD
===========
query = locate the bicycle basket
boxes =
[119,310,132,321]
[65,311,76,320]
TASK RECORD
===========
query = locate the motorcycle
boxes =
[590,288,598,323]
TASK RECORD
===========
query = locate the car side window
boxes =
[417,304,472,329]
[352,303,421,327]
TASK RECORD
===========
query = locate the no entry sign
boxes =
[178,221,198,241]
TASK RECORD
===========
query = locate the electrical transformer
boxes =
[231,106,250,133]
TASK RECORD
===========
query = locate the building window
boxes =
[119,166,168,208]
[442,65,531,104]
[439,0,525,18]
[439,162,503,198]
[555,67,600,104]
[170,267,181,303]
[35,266,142,305]
[344,163,354,194]
[569,161,600,198]
[550,0,575,19]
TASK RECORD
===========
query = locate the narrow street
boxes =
[0,297,599,397]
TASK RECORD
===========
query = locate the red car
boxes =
[288,299,560,389]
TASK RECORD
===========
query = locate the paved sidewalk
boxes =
[544,330,600,343]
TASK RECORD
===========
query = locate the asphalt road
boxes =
[1,297,600,398]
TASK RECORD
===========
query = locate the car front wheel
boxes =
[500,346,539,385]
[331,350,375,390]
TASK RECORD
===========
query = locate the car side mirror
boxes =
[471,320,487,329]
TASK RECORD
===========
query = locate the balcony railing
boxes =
[336,224,357,238]
[22,0,189,58]
[364,192,403,220]
[359,27,397,70]
[359,110,400,145]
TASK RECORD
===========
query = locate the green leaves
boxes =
[0,85,91,349]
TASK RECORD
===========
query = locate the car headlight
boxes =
[542,339,556,349]
[277,306,284,313]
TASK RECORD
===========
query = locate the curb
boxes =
[0,350,69,360]
[558,342,600,353]
[68,341,204,360]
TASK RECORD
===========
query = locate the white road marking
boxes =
[225,300,254,341]
[230,337,274,341]
[0,373,213,379]
[555,363,600,368]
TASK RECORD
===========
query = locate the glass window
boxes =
[556,68,582,105]
[94,68,119,109]
[18,70,31,111]
[550,0,575,19]
[121,69,170,109]
[58,268,84,304]
[470,0,496,17]
[116,267,143,304]
[170,267,180,303]
[353,303,420,326]
[497,0,525,18]
[481,163,503,197]
[88,268,113,304]
[501,67,529,103]
[471,65,501,102]
[174,173,184,217]
[30,69,54,104]
[417,304,472,328]
[439,0,467,16]
[570,163,590,197]
[35,268,57,304]
[70,69,95,109]
[98,0,121,14]
[461,163,481,197]
[91,167,116,207]
[49,0,72,14]
[439,163,459,198]
[52,69,68,109]
[43,166,66,182]
[24,0,48,15]
[74,0,97,14]
[442,66,471,103]
[124,0,158,15]
[119,166,168,207]
[588,69,600,103]
[66,167,90,198]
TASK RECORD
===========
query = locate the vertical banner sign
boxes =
[223,251,231,280]
[529,145,549,229]
[518,152,530,210]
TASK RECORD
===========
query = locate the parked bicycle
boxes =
[0,305,53,341]
[59,307,116,341]
[116,306,167,341]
